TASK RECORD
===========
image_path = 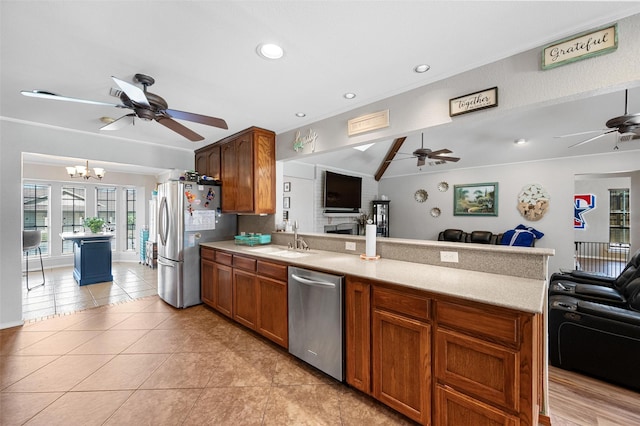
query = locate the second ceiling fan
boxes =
[21,73,228,141]
[391,133,460,167]
[558,89,640,148]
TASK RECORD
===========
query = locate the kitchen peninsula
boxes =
[201,233,553,425]
[60,232,114,285]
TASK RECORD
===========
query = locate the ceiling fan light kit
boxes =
[21,73,228,141]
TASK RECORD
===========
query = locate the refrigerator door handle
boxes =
[158,258,175,268]
[159,196,168,246]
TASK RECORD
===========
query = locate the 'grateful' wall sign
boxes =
[542,24,617,70]
[449,87,498,117]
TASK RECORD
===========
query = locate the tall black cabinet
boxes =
[372,200,390,237]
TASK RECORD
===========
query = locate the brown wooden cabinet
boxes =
[233,268,258,330]
[213,255,233,318]
[201,247,215,307]
[200,248,288,349]
[232,255,258,329]
[435,384,519,426]
[344,277,542,426]
[219,127,275,214]
[345,278,371,394]
[194,127,275,213]
[194,144,221,181]
[256,260,288,348]
[372,286,431,425]
[201,249,233,318]
[434,299,539,426]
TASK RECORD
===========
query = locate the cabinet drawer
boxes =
[214,250,233,266]
[233,255,257,271]
[373,286,430,322]
[436,300,520,347]
[435,329,518,412]
[435,384,519,426]
[257,260,287,281]
[201,247,214,261]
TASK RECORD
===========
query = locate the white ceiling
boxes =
[2,1,640,177]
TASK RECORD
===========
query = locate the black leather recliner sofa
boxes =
[437,229,466,242]
[548,249,640,391]
[549,249,640,306]
[465,230,496,244]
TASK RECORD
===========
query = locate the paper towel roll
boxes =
[366,224,377,257]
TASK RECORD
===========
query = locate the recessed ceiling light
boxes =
[295,112,306,118]
[344,93,356,99]
[514,138,527,145]
[414,64,430,73]
[256,43,284,60]
[353,143,375,152]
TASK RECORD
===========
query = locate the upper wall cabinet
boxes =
[195,144,221,181]
[197,127,276,214]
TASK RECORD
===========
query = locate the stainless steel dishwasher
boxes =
[288,266,344,381]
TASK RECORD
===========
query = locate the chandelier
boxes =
[65,160,106,180]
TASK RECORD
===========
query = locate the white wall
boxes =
[378,151,640,275]
[276,14,640,161]
[0,120,194,329]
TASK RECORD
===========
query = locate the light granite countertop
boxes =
[201,240,547,314]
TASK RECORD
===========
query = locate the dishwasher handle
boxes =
[290,273,336,289]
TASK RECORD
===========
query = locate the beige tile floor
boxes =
[22,263,159,321]
[5,263,639,425]
[2,296,414,425]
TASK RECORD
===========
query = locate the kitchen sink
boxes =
[272,250,311,258]
[246,246,285,254]
[246,246,312,258]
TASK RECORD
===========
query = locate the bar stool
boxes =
[23,230,45,290]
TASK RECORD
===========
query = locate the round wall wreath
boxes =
[517,183,550,221]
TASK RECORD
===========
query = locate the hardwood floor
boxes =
[548,366,640,426]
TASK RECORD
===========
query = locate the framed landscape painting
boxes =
[454,182,498,216]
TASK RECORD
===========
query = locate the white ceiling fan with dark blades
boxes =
[557,89,640,148]
[21,73,228,141]
[388,133,460,167]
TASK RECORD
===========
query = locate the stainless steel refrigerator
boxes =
[157,180,236,308]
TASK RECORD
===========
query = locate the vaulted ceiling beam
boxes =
[374,137,406,181]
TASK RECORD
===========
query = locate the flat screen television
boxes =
[324,171,362,210]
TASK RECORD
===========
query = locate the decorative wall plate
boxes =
[437,181,449,192]
[414,189,428,203]
[430,207,441,217]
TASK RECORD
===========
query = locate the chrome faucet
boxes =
[290,220,309,250]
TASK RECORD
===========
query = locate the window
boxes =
[23,184,50,255]
[125,188,136,251]
[609,188,630,249]
[96,187,117,250]
[61,186,86,254]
